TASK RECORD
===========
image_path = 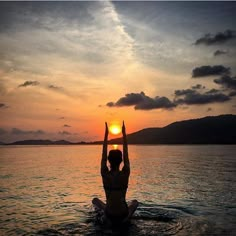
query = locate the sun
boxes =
[109,124,121,135]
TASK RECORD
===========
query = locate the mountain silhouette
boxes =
[4,114,236,145]
[109,114,236,144]
[8,139,74,145]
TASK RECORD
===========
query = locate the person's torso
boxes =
[102,170,129,215]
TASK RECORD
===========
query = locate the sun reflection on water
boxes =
[112,144,119,150]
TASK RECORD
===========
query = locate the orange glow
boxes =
[112,144,119,149]
[109,124,121,135]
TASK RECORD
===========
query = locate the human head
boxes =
[108,149,122,170]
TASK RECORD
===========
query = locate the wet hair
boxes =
[108,149,122,169]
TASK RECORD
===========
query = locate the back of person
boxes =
[102,169,129,216]
[92,122,138,226]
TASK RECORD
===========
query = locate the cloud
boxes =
[0,1,135,79]
[107,102,115,107]
[48,84,63,90]
[0,128,7,135]
[192,65,236,93]
[108,86,233,111]
[192,65,230,78]
[58,131,78,135]
[18,81,40,87]
[191,84,205,90]
[214,75,236,90]
[63,124,71,128]
[58,131,71,135]
[0,103,8,109]
[109,92,145,107]
[207,107,212,112]
[174,89,230,105]
[205,89,221,94]
[214,50,228,56]
[194,30,236,45]
[175,89,195,96]
[229,91,236,97]
[47,84,73,97]
[136,96,176,110]
[59,117,65,119]
[107,92,176,110]
[11,128,45,135]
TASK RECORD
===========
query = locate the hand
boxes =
[122,121,126,136]
[105,122,109,137]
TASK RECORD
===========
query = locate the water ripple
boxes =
[0,145,235,235]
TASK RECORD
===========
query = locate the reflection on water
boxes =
[112,144,119,150]
[0,145,235,235]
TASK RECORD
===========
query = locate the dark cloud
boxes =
[0,128,7,135]
[192,65,230,78]
[107,86,233,110]
[11,128,45,135]
[58,131,71,135]
[117,92,146,107]
[0,103,8,109]
[175,89,195,96]
[205,89,221,94]
[175,90,230,105]
[107,102,115,107]
[214,75,236,90]
[135,96,176,110]
[48,84,63,90]
[63,124,71,128]
[229,91,236,97]
[107,92,176,110]
[0,2,96,33]
[58,131,78,135]
[191,84,205,90]
[194,30,236,45]
[18,81,40,87]
[214,50,228,56]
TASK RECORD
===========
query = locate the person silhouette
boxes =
[92,121,138,226]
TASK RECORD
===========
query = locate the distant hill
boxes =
[109,114,236,144]
[4,114,236,145]
[8,139,74,145]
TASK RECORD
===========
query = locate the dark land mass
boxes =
[109,114,236,144]
[3,114,236,145]
[6,139,74,145]
[6,140,87,145]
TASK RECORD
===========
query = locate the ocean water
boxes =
[0,145,235,236]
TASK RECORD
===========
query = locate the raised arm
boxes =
[122,121,130,173]
[101,122,109,175]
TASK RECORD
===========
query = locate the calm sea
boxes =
[0,145,235,235]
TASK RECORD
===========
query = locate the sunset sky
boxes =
[0,1,236,143]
